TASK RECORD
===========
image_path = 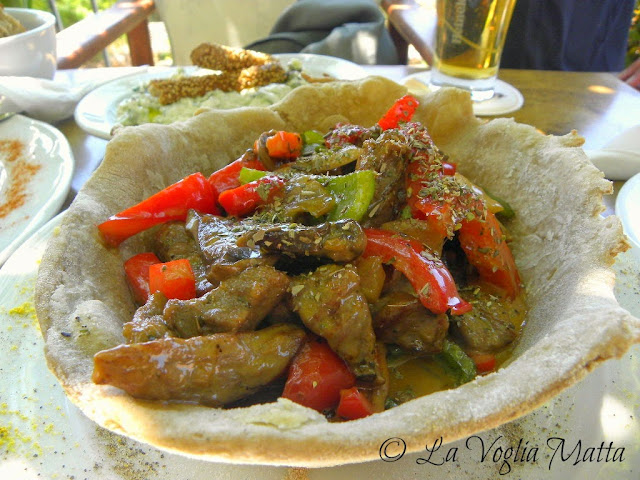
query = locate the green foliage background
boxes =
[2,0,116,27]
[628,0,640,67]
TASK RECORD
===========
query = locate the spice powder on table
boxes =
[0,139,41,221]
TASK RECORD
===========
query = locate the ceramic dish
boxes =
[0,114,73,265]
[0,8,57,79]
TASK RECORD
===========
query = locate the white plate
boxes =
[616,172,640,261]
[274,53,368,80]
[0,114,73,265]
[74,54,368,140]
[0,216,637,479]
[74,66,199,140]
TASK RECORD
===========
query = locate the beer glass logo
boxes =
[450,1,466,46]
[449,0,484,46]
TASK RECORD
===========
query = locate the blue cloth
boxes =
[244,0,401,65]
[501,0,635,72]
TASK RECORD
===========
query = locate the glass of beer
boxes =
[430,0,517,101]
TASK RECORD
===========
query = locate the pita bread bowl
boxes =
[34,76,640,466]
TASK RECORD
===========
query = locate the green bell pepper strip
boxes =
[483,188,516,219]
[301,130,327,155]
[438,339,477,386]
[239,167,269,185]
[325,170,376,222]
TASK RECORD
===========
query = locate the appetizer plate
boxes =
[0,114,73,266]
[74,66,200,140]
[1,215,637,479]
[74,54,368,140]
[274,53,368,80]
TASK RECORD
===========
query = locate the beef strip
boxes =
[162,265,290,337]
[380,218,446,255]
[354,255,386,304]
[186,211,276,284]
[359,342,390,413]
[356,130,411,227]
[154,221,214,295]
[372,292,449,354]
[239,219,366,263]
[290,264,381,383]
[284,144,363,174]
[324,123,378,149]
[122,292,173,343]
[264,175,335,222]
[93,324,306,407]
[451,288,518,352]
[264,299,301,326]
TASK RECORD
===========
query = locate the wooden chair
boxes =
[56,0,155,69]
[55,0,418,70]
[381,0,435,65]
[55,0,295,69]
[152,0,295,66]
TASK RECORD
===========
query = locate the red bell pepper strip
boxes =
[408,197,456,240]
[282,339,356,412]
[208,155,267,200]
[458,210,522,299]
[123,252,161,305]
[217,175,285,217]
[148,258,197,300]
[377,94,419,130]
[336,387,375,420]
[442,161,457,176]
[470,352,497,373]
[362,229,472,315]
[97,172,219,247]
[403,126,463,238]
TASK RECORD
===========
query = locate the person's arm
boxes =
[619,57,640,89]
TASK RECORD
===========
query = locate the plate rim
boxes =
[74,66,193,140]
[0,114,74,265]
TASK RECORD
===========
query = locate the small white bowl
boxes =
[615,172,640,261]
[0,8,56,79]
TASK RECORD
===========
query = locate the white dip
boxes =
[116,66,309,127]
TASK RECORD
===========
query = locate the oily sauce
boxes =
[387,291,527,403]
